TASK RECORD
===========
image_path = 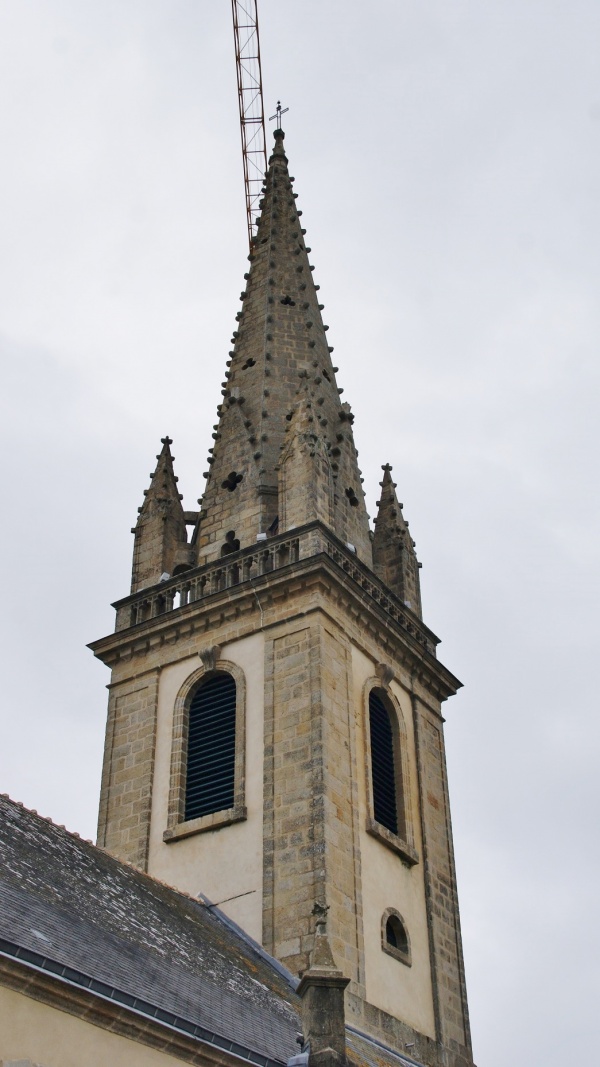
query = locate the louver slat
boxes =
[185,673,237,821]
[369,690,398,835]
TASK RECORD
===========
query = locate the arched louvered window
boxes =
[369,688,402,837]
[185,672,237,822]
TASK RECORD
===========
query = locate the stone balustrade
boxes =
[114,522,437,655]
[323,539,436,655]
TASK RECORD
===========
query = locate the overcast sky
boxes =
[1,2,598,1064]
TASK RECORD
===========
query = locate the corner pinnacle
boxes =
[373,465,422,617]
[130,437,190,593]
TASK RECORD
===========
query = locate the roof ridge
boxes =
[0,791,92,842]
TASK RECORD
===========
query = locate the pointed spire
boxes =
[372,464,422,617]
[193,130,372,566]
[130,437,190,593]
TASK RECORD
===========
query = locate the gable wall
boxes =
[0,986,184,1067]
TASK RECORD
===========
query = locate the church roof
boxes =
[0,793,301,1066]
[0,793,425,1067]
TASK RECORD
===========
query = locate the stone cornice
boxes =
[89,534,461,702]
[109,523,437,642]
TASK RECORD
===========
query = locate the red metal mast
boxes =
[231,0,267,251]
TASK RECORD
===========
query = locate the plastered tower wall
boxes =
[92,130,474,1067]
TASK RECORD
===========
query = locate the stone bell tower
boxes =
[91,129,474,1067]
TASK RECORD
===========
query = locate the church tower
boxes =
[91,130,474,1067]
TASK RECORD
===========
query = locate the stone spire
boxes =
[193,129,372,566]
[130,437,189,593]
[372,464,422,617]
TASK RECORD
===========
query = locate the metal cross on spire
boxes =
[269,100,289,131]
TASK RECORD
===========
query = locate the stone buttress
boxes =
[91,130,475,1067]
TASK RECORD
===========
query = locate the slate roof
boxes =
[0,794,425,1067]
[0,793,301,1065]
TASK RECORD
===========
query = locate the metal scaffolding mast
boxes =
[231,0,267,250]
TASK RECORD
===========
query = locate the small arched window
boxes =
[369,687,404,838]
[386,914,408,953]
[382,908,411,966]
[185,672,237,822]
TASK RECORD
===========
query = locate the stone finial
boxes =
[313,899,329,926]
[310,901,337,970]
[270,125,288,162]
[297,902,349,1067]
